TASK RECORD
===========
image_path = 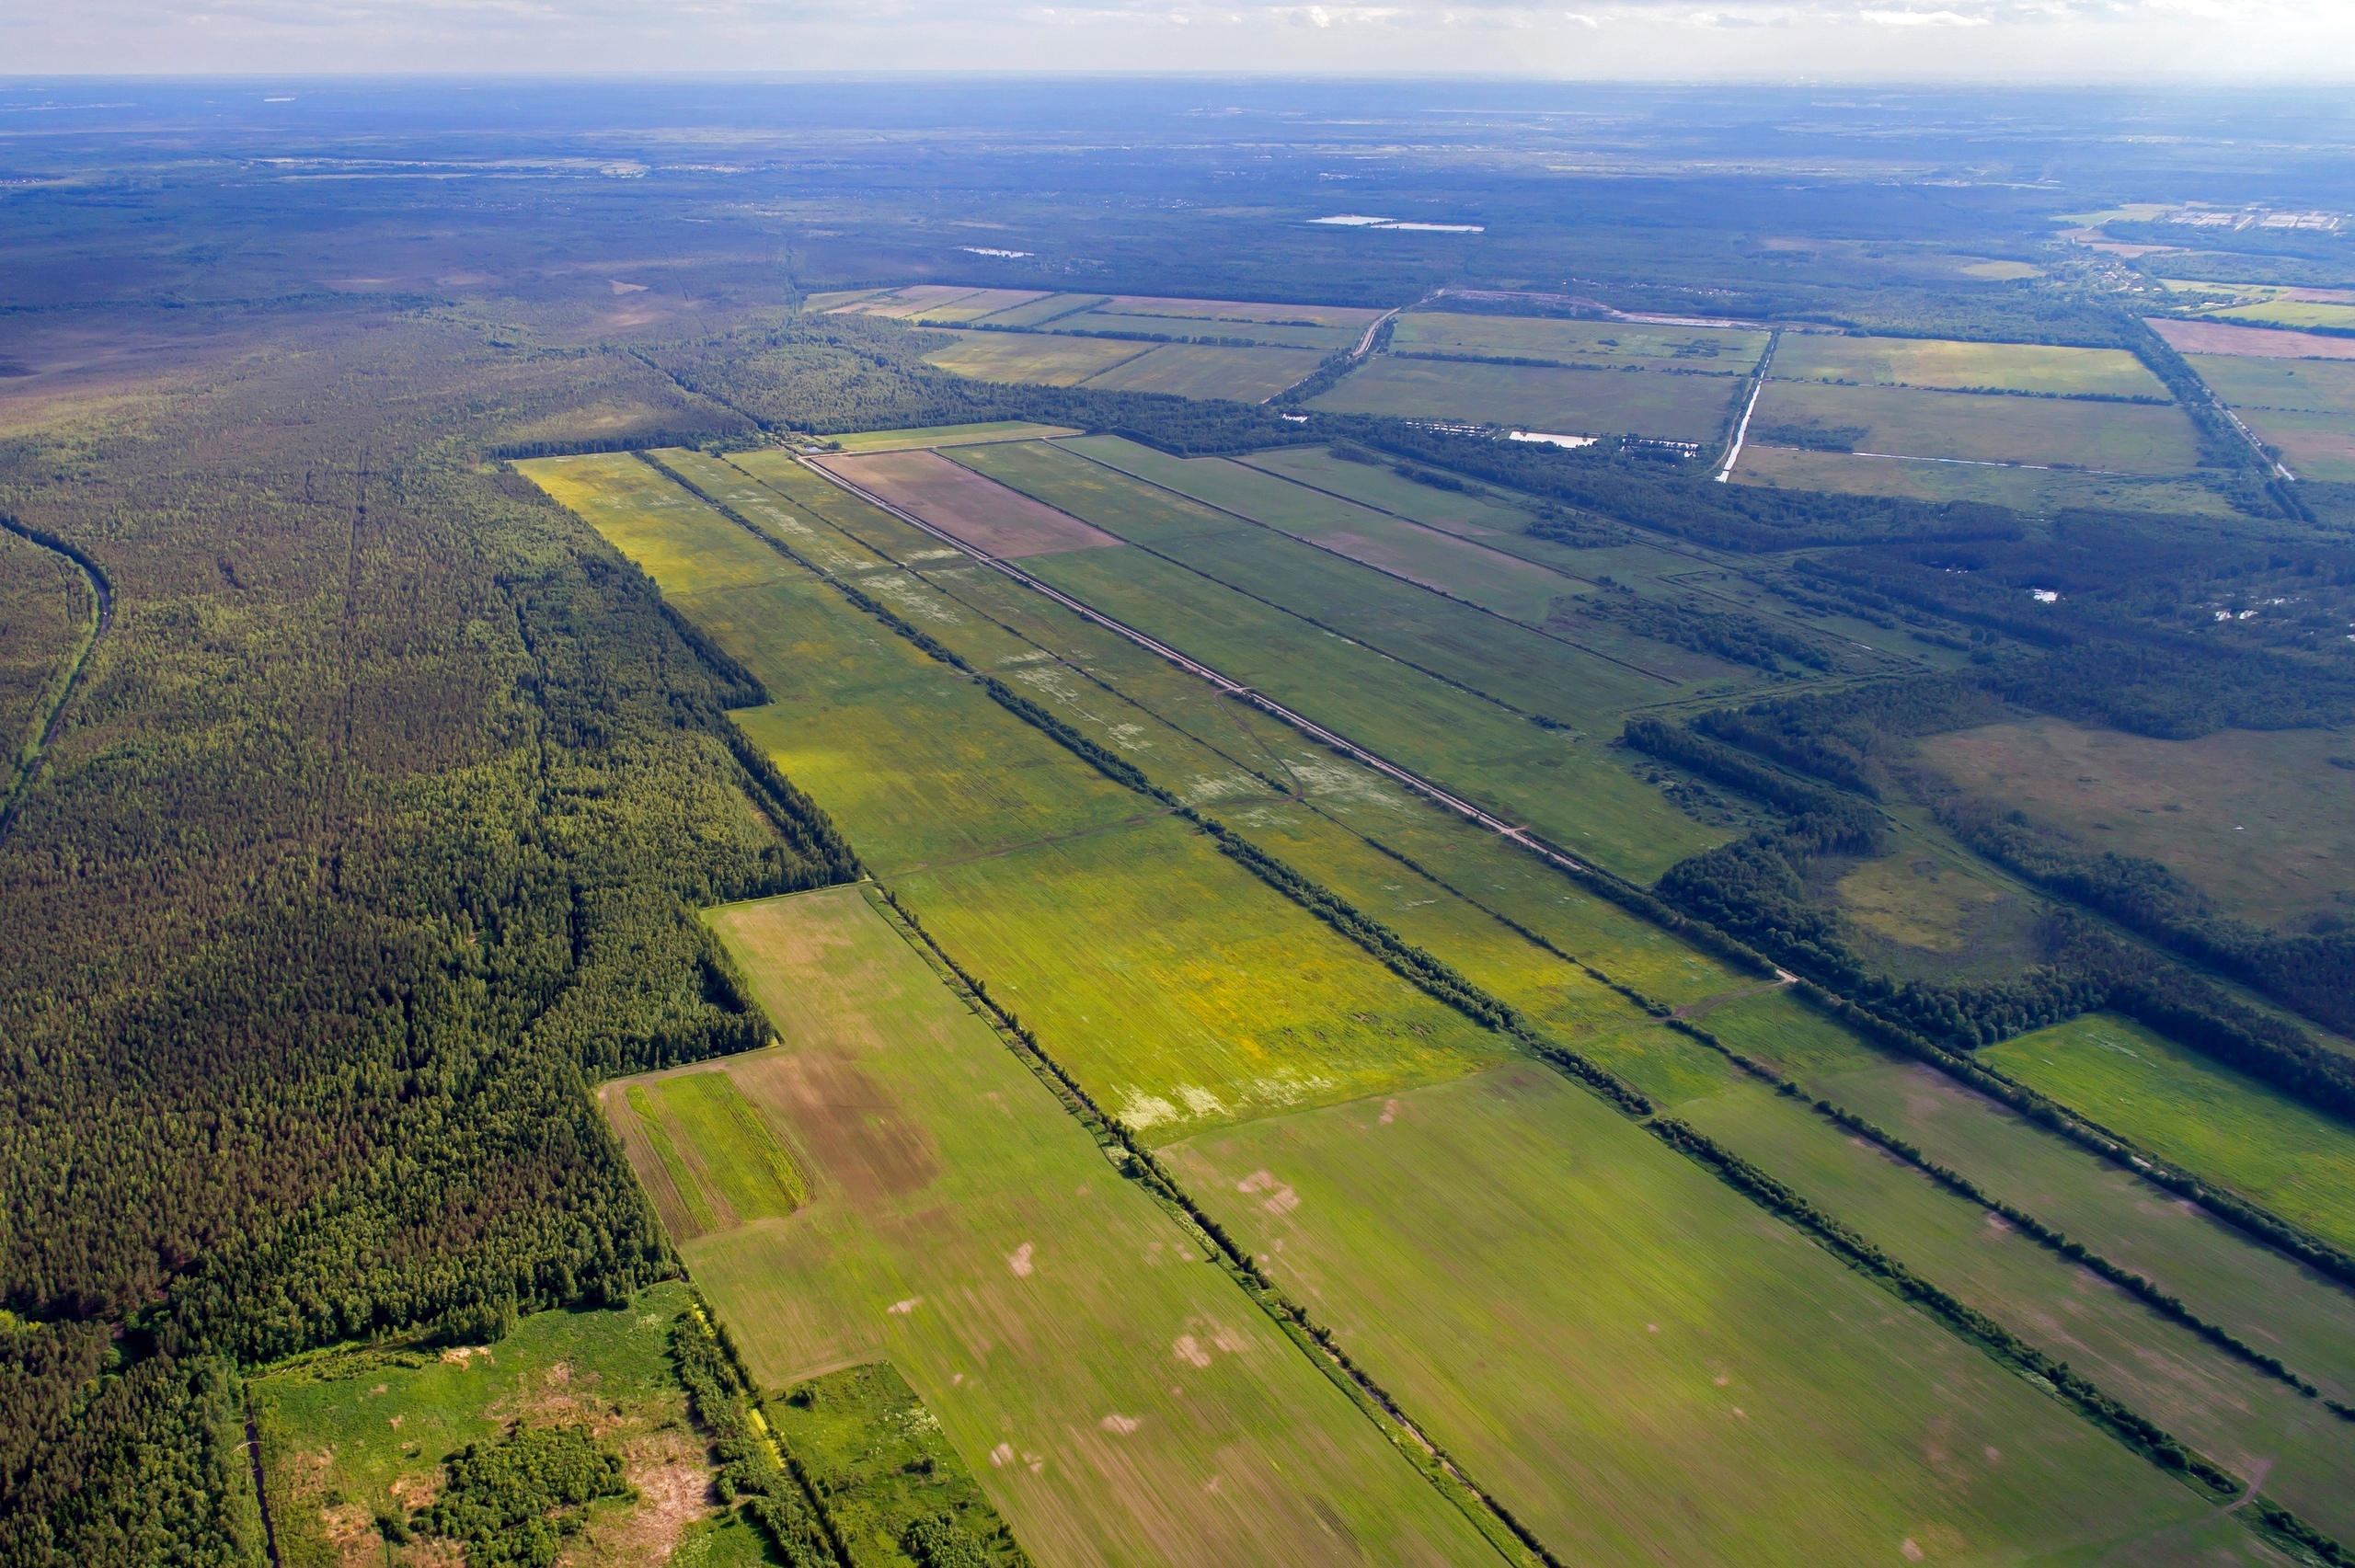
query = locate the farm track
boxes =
[0,517,113,845]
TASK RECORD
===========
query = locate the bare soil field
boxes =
[815,449,1123,557]
[2147,318,2355,359]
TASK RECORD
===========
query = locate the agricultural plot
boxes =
[1703,989,2355,1393]
[614,1069,805,1242]
[1163,1065,2246,1567]
[1916,717,2355,927]
[2234,406,2355,479]
[829,284,1007,320]
[2188,355,2355,417]
[1670,1067,2355,1542]
[947,441,1728,880]
[1771,334,2168,397]
[1391,311,1766,370]
[903,289,1057,325]
[922,331,1153,387]
[2146,317,2355,360]
[969,292,1109,328]
[255,1282,711,1568]
[1085,294,1384,331]
[1730,443,2242,517]
[641,886,1498,1568]
[1749,380,2203,473]
[890,814,1508,1141]
[1310,356,1740,442]
[2210,300,2355,333]
[1235,444,1554,541]
[1076,342,1326,402]
[1983,1013,2355,1255]
[828,420,1083,453]
[816,449,1123,557]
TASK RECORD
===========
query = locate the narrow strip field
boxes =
[619,887,1501,1568]
[1164,1066,2251,1566]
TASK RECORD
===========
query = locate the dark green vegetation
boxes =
[416,1424,635,1568]
[9,76,2355,1568]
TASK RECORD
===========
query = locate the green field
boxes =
[2186,354,2355,416]
[1772,334,2169,397]
[948,441,1728,880]
[1671,1068,2355,1540]
[1084,293,1383,331]
[2237,406,2355,479]
[1076,341,1326,401]
[893,815,1508,1141]
[1702,989,2355,1392]
[255,1282,708,1568]
[1389,313,1766,370]
[1751,379,2204,473]
[615,1070,806,1238]
[971,292,1109,328]
[1917,717,2355,926]
[2211,300,2355,332]
[907,288,1058,325]
[639,887,1501,1568]
[923,331,1154,387]
[1235,444,1556,541]
[1163,1066,2246,1566]
[1310,357,1740,442]
[1984,1013,2355,1254]
[1731,442,2242,516]
[829,420,1085,452]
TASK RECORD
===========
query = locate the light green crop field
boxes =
[1050,303,1358,351]
[2211,300,2355,332]
[1089,293,1384,330]
[1235,445,1552,539]
[642,887,1499,1568]
[1750,380,2204,474]
[1076,342,1326,402]
[1390,312,1766,371]
[989,438,1680,727]
[890,814,1508,1142]
[1310,357,1740,443]
[2237,406,2355,480]
[653,1069,807,1220]
[1701,989,2355,1392]
[1916,717,2355,926]
[828,420,1085,452]
[906,288,1056,325]
[2187,354,2355,416]
[1163,1065,2245,1566]
[255,1282,705,1565]
[521,452,1150,874]
[971,292,1109,328]
[924,330,1154,386]
[1772,335,2169,397]
[1673,1070,2355,1541]
[1731,443,2242,517]
[947,444,1726,881]
[1984,1013,2355,1255]
[834,284,994,319]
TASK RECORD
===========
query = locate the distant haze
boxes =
[6,1,2353,81]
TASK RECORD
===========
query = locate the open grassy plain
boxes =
[971,293,1109,328]
[1076,341,1326,402]
[642,887,1499,1568]
[255,1282,711,1568]
[1082,294,1383,332]
[1390,313,1766,370]
[829,420,1084,453]
[2210,300,2355,333]
[1984,1013,2355,1254]
[1772,335,2169,396]
[1703,990,2355,1393]
[2234,407,2355,479]
[1730,443,2243,516]
[1309,356,1740,441]
[1163,1065,2254,1567]
[1750,379,2203,472]
[2188,355,2355,416]
[922,331,1153,387]
[1915,717,2355,927]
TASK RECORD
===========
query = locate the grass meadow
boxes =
[890,813,1509,1141]
[923,331,1154,387]
[659,887,1501,1568]
[1086,294,1384,331]
[1730,443,2242,517]
[1916,717,2355,926]
[1751,380,2204,473]
[1673,1070,2355,1541]
[1309,357,1740,442]
[2236,406,2355,480]
[1389,313,1766,371]
[1772,335,2169,397]
[828,420,1084,452]
[2211,300,2355,333]
[1076,342,1326,402]
[1235,445,1555,540]
[256,1282,706,1568]
[948,444,1725,881]
[1163,1065,2243,1567]
[2186,355,2355,417]
[970,292,1109,328]
[1704,989,2355,1393]
[1984,1013,2355,1255]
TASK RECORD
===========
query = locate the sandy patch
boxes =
[1007,1242,1036,1277]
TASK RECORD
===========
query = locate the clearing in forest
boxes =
[1771,335,2167,397]
[621,885,1502,1568]
[1308,356,1741,443]
[1162,1065,2247,1566]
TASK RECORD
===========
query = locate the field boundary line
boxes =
[1031,438,1683,686]
[1715,326,1778,482]
[0,514,113,845]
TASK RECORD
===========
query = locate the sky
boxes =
[4,0,2351,81]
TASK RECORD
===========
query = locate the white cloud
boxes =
[1858,7,1992,22]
